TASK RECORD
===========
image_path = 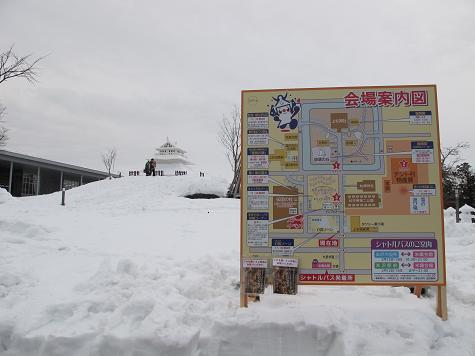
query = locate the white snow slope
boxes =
[0,176,474,356]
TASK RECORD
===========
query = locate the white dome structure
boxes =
[153,138,194,176]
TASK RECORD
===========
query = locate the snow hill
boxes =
[0,176,474,356]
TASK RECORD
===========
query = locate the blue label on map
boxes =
[247,148,269,155]
[272,239,294,247]
[409,111,431,116]
[247,186,269,192]
[247,212,269,220]
[374,251,399,258]
[411,141,433,149]
[413,184,436,190]
[247,170,269,175]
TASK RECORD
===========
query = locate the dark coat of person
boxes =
[144,160,151,176]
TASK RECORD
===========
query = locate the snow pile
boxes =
[0,176,474,356]
[444,206,456,217]
[62,175,229,203]
[0,187,12,204]
[444,220,475,309]
[444,217,475,238]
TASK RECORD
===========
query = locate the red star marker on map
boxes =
[332,161,341,170]
[400,159,409,168]
[332,192,341,202]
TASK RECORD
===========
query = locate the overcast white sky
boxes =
[0,0,474,179]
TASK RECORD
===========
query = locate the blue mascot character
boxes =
[269,93,301,131]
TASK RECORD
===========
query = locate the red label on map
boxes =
[299,274,355,282]
[318,239,339,247]
[312,261,332,269]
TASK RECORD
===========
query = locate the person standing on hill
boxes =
[150,158,157,176]
[144,160,151,176]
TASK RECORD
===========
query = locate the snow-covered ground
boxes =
[0,176,474,356]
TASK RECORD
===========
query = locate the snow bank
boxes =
[61,175,229,205]
[0,187,12,204]
[444,219,475,311]
[0,177,474,355]
[444,218,475,239]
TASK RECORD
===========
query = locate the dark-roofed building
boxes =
[0,150,118,197]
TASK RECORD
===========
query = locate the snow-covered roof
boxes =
[160,142,174,148]
[157,138,186,153]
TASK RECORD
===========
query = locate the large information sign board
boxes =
[241,85,446,286]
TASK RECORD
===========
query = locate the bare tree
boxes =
[219,105,241,181]
[0,45,44,146]
[441,142,470,173]
[102,148,117,179]
[0,104,7,147]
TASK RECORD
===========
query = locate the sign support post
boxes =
[436,285,448,320]
[240,263,248,307]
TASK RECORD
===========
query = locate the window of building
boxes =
[63,173,81,190]
[21,171,38,196]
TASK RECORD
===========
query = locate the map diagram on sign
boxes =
[242,86,446,285]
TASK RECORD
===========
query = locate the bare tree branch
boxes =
[102,148,117,179]
[0,45,44,85]
[0,126,8,147]
[0,103,7,147]
[218,105,241,178]
[441,142,470,172]
[0,45,45,147]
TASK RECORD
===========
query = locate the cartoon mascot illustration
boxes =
[269,93,301,131]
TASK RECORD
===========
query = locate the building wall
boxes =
[39,168,62,195]
[0,160,9,190]
[0,155,109,197]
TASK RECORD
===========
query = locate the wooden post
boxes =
[240,263,248,308]
[414,286,423,298]
[436,285,448,320]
